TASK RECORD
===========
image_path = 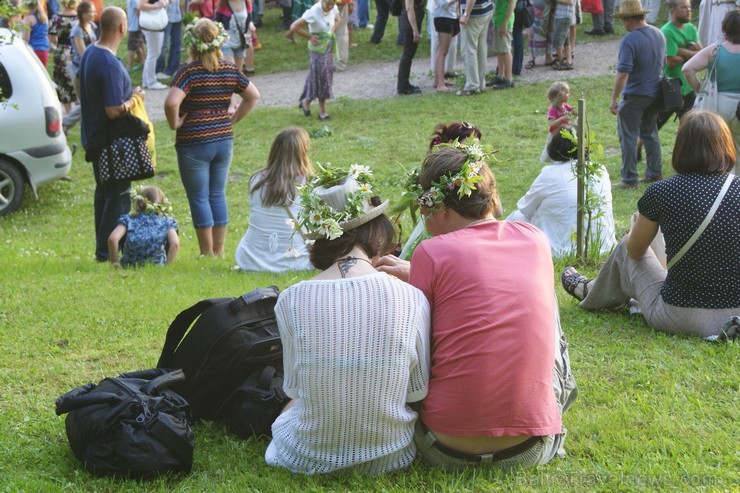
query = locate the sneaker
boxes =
[639,175,663,183]
[613,180,638,189]
[485,76,506,87]
[456,88,481,96]
[155,72,170,80]
[398,85,422,95]
[491,79,515,90]
[585,28,605,36]
[145,81,168,90]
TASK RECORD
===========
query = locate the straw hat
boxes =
[613,0,651,18]
[296,165,389,241]
[314,177,389,232]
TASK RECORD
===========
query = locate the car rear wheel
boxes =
[0,159,24,216]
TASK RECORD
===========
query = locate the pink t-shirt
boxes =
[548,103,573,134]
[409,220,562,437]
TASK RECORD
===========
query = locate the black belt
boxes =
[422,422,542,463]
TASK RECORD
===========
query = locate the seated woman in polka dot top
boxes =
[561,111,740,339]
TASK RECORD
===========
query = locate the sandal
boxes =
[525,59,536,69]
[551,59,564,70]
[299,99,311,117]
[561,267,591,301]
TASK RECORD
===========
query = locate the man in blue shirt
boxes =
[609,0,666,188]
[79,6,146,261]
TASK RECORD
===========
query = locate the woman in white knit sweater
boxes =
[265,164,431,474]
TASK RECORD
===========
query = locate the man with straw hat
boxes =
[610,0,666,189]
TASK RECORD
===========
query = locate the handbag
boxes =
[95,134,155,184]
[515,0,534,28]
[55,369,195,479]
[139,6,168,31]
[693,45,720,112]
[659,75,683,112]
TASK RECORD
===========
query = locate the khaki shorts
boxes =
[413,421,564,472]
[127,30,144,52]
[492,26,512,53]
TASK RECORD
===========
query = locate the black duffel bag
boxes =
[55,368,195,479]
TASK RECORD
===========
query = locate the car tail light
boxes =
[45,106,61,137]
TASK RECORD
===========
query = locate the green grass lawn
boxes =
[2,19,738,492]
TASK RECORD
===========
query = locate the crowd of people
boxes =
[2,0,739,477]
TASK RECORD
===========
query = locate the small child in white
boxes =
[540,81,576,161]
[108,185,179,268]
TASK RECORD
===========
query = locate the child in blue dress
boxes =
[108,185,180,268]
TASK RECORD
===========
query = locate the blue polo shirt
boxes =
[78,44,132,150]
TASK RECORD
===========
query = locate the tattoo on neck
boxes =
[337,257,357,278]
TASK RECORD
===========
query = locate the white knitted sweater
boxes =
[265,273,431,474]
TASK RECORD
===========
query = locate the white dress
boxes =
[265,273,431,474]
[234,176,313,272]
[506,160,617,258]
[697,0,739,47]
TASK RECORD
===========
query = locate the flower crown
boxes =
[183,21,228,53]
[129,185,173,218]
[403,140,496,212]
[292,163,379,241]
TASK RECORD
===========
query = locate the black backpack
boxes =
[215,365,289,438]
[156,286,283,421]
[55,368,195,479]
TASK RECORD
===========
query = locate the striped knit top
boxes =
[172,60,250,147]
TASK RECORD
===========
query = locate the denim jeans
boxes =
[397,4,425,91]
[617,94,662,183]
[156,21,182,76]
[358,0,370,27]
[176,139,233,229]
[93,178,131,261]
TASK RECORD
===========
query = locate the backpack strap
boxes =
[142,369,187,395]
[157,298,232,368]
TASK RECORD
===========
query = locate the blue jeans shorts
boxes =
[176,138,233,229]
[222,44,247,58]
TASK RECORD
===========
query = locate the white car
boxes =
[0,27,72,216]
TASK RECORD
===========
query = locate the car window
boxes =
[0,62,11,100]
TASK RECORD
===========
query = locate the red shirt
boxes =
[409,221,562,437]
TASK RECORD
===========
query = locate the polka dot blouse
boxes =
[638,173,740,309]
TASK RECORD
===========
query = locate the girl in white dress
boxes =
[234,127,315,272]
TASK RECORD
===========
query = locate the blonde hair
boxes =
[27,0,48,24]
[547,81,569,104]
[60,0,79,9]
[188,18,223,72]
[250,128,314,207]
[132,186,166,215]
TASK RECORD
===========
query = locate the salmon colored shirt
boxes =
[409,220,562,438]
